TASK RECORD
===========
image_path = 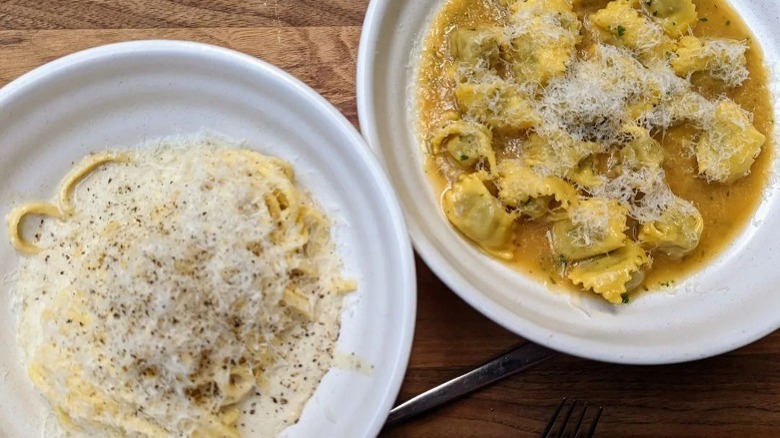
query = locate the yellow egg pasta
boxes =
[417,0,773,302]
[7,137,352,436]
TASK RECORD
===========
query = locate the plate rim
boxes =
[0,39,417,437]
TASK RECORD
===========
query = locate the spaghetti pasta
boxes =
[6,202,60,254]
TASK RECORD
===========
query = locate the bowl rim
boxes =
[356,0,780,365]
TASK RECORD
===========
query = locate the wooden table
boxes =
[2,1,779,436]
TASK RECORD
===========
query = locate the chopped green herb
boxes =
[700,17,709,22]
[459,154,469,161]
[617,25,626,37]
[621,293,630,304]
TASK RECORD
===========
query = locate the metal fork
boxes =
[383,342,555,429]
[541,397,603,438]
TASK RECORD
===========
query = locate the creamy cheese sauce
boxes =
[8,136,352,437]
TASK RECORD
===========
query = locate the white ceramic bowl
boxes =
[0,40,416,437]
[357,0,780,364]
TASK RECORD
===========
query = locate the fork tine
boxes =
[571,402,589,438]
[555,399,578,438]
[542,399,603,438]
[583,406,603,438]
[540,397,567,438]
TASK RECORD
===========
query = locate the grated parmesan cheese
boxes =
[672,36,750,87]
[703,39,750,86]
[10,136,351,437]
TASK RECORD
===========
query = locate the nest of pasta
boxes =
[8,137,353,436]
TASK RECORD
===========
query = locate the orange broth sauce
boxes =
[417,0,774,294]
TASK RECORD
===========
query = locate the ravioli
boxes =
[418,0,773,302]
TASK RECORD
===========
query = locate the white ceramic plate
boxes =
[0,40,416,437]
[357,0,780,364]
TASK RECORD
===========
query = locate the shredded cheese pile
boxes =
[8,137,353,437]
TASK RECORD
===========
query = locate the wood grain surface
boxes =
[1,1,779,437]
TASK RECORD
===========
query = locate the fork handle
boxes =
[384,341,556,428]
